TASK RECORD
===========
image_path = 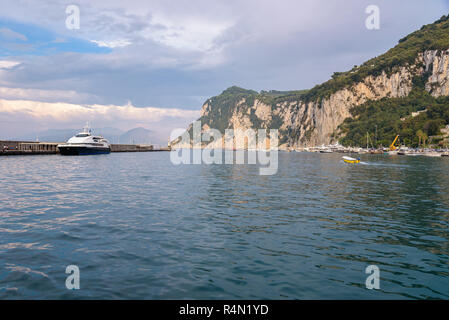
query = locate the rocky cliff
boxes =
[174,16,449,149]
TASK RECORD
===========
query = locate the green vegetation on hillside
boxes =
[337,88,449,147]
[302,15,449,103]
[258,89,309,104]
[200,86,308,132]
[200,86,257,133]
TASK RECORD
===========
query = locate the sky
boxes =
[0,0,448,140]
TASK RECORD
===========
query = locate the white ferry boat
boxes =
[57,123,111,155]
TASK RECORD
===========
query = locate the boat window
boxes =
[76,134,89,137]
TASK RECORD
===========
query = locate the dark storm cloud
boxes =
[0,0,448,108]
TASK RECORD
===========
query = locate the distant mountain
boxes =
[19,127,124,143]
[118,127,154,144]
[19,129,75,142]
[96,127,124,144]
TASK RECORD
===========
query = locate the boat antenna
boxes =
[83,121,91,134]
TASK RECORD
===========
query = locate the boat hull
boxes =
[344,159,361,164]
[58,146,110,155]
[343,156,361,164]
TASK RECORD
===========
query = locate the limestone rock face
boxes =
[289,66,415,147]
[174,50,449,149]
[424,49,449,96]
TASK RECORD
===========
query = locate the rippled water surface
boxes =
[0,152,448,299]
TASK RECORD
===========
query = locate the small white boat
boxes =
[422,152,441,157]
[405,151,422,156]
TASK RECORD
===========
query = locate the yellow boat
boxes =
[343,156,361,164]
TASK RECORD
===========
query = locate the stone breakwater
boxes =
[0,140,169,156]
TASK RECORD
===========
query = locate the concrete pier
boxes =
[20,142,59,153]
[0,140,170,156]
[110,144,153,152]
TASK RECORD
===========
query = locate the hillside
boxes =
[338,88,449,147]
[302,15,449,103]
[174,15,449,149]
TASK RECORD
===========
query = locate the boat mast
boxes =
[83,121,91,134]
[375,125,378,148]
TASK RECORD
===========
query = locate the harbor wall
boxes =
[110,144,154,152]
[1,140,34,150]
[0,140,168,156]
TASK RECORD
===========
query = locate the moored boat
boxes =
[422,149,442,157]
[57,123,111,156]
[423,152,442,157]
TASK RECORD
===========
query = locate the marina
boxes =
[291,145,449,157]
[2,139,447,158]
[289,136,449,158]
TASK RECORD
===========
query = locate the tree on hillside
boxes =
[416,129,427,146]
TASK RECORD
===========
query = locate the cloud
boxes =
[0,97,200,140]
[0,60,21,69]
[0,86,94,102]
[0,27,27,41]
[0,98,199,123]
[0,0,448,110]
[90,39,132,48]
[148,15,233,52]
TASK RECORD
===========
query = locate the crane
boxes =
[389,135,400,151]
